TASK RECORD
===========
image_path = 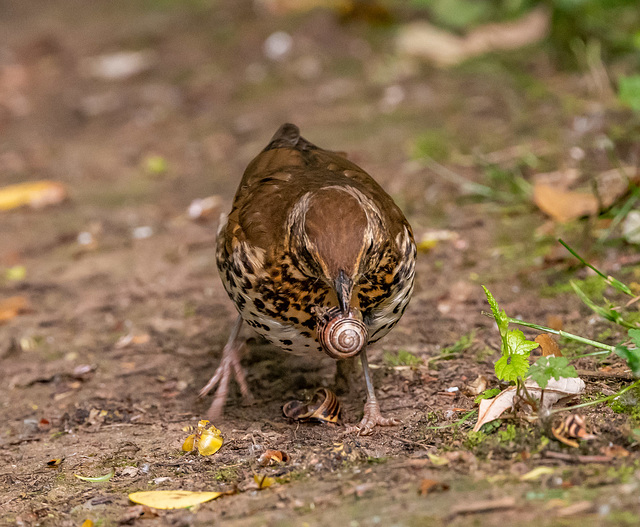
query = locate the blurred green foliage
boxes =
[619,75,640,111]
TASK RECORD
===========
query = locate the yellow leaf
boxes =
[197,426,223,456]
[81,520,94,527]
[182,434,196,452]
[128,490,222,509]
[74,468,115,482]
[254,474,275,489]
[5,265,26,281]
[0,180,67,211]
[520,466,555,481]
[427,453,450,466]
[181,420,223,456]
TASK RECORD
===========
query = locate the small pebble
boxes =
[77,231,94,245]
[132,226,153,239]
[263,31,292,61]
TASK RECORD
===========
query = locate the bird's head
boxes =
[287,185,384,359]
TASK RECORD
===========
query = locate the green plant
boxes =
[383,349,423,367]
[442,330,477,356]
[481,239,640,423]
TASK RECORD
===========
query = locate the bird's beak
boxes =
[334,269,353,315]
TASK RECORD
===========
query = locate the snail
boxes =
[282,387,342,424]
[317,307,368,360]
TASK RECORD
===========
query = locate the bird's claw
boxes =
[345,400,400,435]
[199,340,253,421]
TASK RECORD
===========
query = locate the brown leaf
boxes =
[535,333,563,357]
[0,296,30,323]
[474,378,585,431]
[546,315,564,331]
[418,478,450,496]
[397,7,549,67]
[533,183,598,223]
[600,444,629,458]
[464,374,488,396]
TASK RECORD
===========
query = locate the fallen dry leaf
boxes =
[128,490,222,509]
[536,333,563,357]
[0,296,30,323]
[0,180,67,211]
[464,374,488,397]
[397,7,548,67]
[600,444,629,458]
[254,474,275,490]
[418,478,450,496]
[474,377,585,431]
[519,466,555,481]
[533,183,599,223]
[427,452,450,466]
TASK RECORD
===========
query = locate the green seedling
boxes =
[383,349,423,367]
[441,330,476,357]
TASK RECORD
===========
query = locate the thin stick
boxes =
[482,312,617,352]
[549,378,640,415]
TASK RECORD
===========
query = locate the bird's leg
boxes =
[333,357,358,395]
[346,348,400,435]
[199,315,253,420]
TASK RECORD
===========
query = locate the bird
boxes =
[200,123,416,434]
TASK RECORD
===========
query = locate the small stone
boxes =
[263,31,293,61]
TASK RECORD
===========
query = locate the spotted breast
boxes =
[200,123,416,434]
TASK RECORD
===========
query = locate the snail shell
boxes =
[317,308,368,360]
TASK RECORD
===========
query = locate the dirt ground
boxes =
[2,2,640,526]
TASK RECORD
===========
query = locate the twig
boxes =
[544,451,613,464]
[575,369,634,381]
[391,435,431,450]
[549,377,640,415]
[450,496,516,516]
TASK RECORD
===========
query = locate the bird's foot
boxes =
[199,340,253,421]
[345,400,400,436]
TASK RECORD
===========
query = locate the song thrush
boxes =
[200,123,416,434]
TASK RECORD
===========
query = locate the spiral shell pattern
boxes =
[318,309,367,360]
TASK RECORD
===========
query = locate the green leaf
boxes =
[571,281,636,329]
[629,329,640,348]
[74,468,115,482]
[474,388,501,404]
[527,356,578,390]
[506,329,539,356]
[495,354,530,382]
[482,286,508,335]
[619,74,640,112]
[614,345,640,377]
